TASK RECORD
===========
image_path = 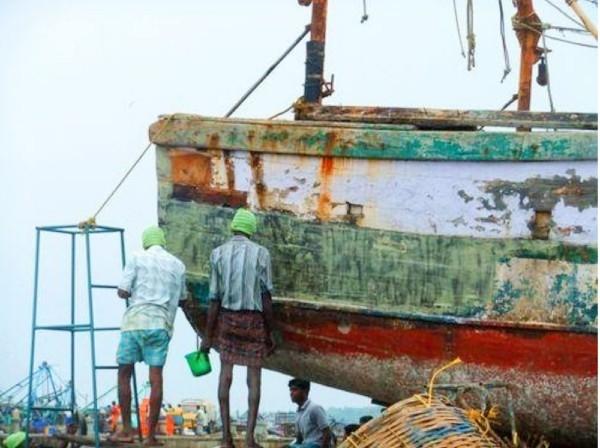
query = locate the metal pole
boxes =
[304,0,328,103]
[119,230,143,442]
[45,364,61,409]
[25,229,41,448]
[70,234,76,412]
[84,230,101,448]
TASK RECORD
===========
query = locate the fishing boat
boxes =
[150,1,597,446]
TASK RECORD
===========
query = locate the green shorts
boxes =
[116,329,170,367]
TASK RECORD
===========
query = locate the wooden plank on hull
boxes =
[149,115,598,161]
[295,104,598,130]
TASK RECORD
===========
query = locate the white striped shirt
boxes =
[208,235,273,311]
[119,246,186,337]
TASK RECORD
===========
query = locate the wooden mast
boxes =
[514,0,542,131]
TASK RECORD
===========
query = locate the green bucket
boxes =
[185,351,212,377]
[4,432,26,448]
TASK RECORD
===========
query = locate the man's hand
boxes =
[117,288,131,299]
[266,332,276,355]
[199,338,212,354]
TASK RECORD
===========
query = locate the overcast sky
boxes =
[0,0,597,415]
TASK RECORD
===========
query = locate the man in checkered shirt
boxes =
[112,226,186,446]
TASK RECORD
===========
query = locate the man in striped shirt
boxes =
[201,208,275,448]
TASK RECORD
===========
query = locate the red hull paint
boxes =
[183,300,597,447]
[279,311,596,378]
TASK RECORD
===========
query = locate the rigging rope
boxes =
[268,103,296,120]
[541,32,556,113]
[82,25,312,227]
[360,0,369,23]
[453,0,466,58]
[549,24,593,33]
[79,115,175,227]
[541,0,586,29]
[80,114,175,228]
[498,0,512,82]
[224,24,311,118]
[544,31,598,46]
[500,93,519,111]
[466,0,476,70]
[514,18,598,47]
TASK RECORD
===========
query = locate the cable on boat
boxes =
[79,114,175,228]
[466,0,476,70]
[268,103,296,120]
[541,0,586,29]
[540,32,556,113]
[498,0,512,82]
[452,0,467,58]
[81,24,312,227]
[224,24,311,118]
[360,0,369,23]
[513,18,598,47]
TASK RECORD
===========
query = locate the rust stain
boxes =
[249,152,266,209]
[247,130,256,149]
[316,156,334,221]
[172,184,247,208]
[207,133,220,150]
[324,131,338,156]
[224,153,235,191]
[170,150,211,186]
[314,132,339,221]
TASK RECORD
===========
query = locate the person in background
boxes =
[194,406,207,436]
[110,401,121,433]
[10,408,20,434]
[200,209,276,448]
[288,379,331,448]
[358,416,372,426]
[111,226,186,446]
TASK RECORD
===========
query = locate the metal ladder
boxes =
[26,224,142,448]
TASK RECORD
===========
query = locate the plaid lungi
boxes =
[215,309,268,368]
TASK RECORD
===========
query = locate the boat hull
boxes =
[183,299,597,447]
[152,114,598,446]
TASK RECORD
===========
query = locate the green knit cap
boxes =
[142,226,166,249]
[230,209,257,236]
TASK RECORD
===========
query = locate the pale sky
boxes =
[0,0,596,415]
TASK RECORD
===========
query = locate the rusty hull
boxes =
[156,114,597,446]
[183,298,596,447]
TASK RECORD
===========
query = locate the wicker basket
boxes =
[339,394,507,448]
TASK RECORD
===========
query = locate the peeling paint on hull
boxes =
[153,115,598,446]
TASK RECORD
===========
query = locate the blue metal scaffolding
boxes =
[26,224,141,448]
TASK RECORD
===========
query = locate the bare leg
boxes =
[218,361,234,447]
[144,367,164,446]
[110,365,134,442]
[245,367,262,448]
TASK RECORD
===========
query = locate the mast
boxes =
[513,0,542,130]
[302,0,329,104]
